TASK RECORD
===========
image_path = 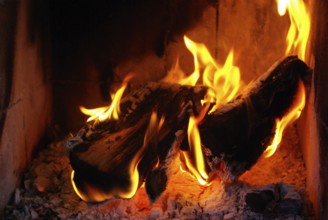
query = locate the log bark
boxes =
[66,56,311,203]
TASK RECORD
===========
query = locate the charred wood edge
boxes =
[198,56,312,183]
[65,56,311,203]
[145,130,185,202]
[65,82,207,202]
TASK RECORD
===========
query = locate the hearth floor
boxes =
[3,125,314,219]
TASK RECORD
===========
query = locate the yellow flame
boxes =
[177,37,200,86]
[162,36,241,185]
[120,112,160,198]
[203,50,241,113]
[264,80,306,157]
[80,75,133,122]
[162,36,241,112]
[71,112,161,201]
[71,171,110,202]
[71,170,88,201]
[180,116,209,185]
[277,0,311,60]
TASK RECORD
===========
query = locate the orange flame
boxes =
[277,0,311,60]
[203,50,241,113]
[264,80,306,157]
[71,171,109,202]
[181,116,209,185]
[162,36,242,112]
[162,36,241,184]
[119,111,161,198]
[263,0,310,158]
[71,111,162,201]
[80,75,133,122]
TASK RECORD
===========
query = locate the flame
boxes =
[179,36,201,86]
[71,112,162,201]
[162,36,242,112]
[203,50,241,113]
[80,75,133,122]
[277,0,311,60]
[75,1,311,194]
[71,171,87,201]
[71,171,109,202]
[120,111,161,198]
[183,116,209,185]
[161,36,242,185]
[263,0,310,158]
[264,80,306,157]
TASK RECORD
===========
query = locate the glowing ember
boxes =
[277,0,311,60]
[80,75,133,122]
[264,80,306,157]
[73,0,312,198]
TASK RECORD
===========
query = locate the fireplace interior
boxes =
[0,0,327,219]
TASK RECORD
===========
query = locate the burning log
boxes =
[65,56,310,203]
[66,82,207,202]
[196,56,310,183]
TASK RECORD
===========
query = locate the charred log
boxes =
[66,83,207,202]
[66,56,311,203]
[197,56,311,182]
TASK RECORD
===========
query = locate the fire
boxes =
[277,0,311,60]
[162,36,242,184]
[203,50,241,113]
[263,0,311,157]
[70,112,162,201]
[162,36,242,113]
[264,80,306,157]
[73,0,311,198]
[120,111,162,198]
[181,116,209,185]
[80,75,133,123]
[70,171,109,202]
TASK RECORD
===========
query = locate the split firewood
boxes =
[65,56,311,203]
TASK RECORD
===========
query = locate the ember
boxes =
[66,55,311,203]
[66,0,312,205]
[2,0,317,218]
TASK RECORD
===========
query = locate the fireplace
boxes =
[1,0,327,219]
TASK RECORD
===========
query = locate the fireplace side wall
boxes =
[298,0,328,218]
[0,0,52,213]
[312,0,328,218]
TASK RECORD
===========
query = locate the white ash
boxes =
[4,126,313,219]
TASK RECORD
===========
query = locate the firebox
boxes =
[0,0,327,219]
